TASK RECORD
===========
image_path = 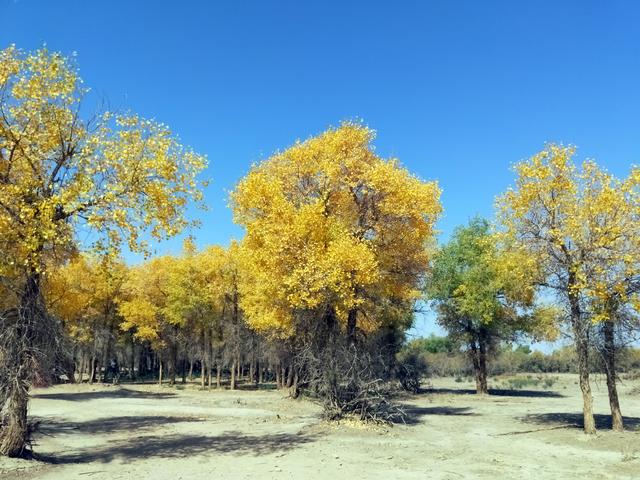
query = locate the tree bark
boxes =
[602,319,624,431]
[275,365,282,389]
[129,338,136,381]
[477,332,488,394]
[78,354,86,383]
[286,364,294,388]
[469,340,488,395]
[0,273,42,456]
[570,292,596,434]
[230,360,237,390]
[289,370,300,399]
[216,364,221,389]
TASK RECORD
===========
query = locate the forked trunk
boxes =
[602,319,623,431]
[469,341,488,395]
[570,293,596,434]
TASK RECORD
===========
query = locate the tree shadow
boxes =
[34,431,319,464]
[398,405,477,425]
[32,388,176,401]
[523,412,640,431]
[37,415,201,435]
[420,387,564,398]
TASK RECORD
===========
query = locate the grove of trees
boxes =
[1,46,639,458]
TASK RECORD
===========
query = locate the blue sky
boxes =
[2,0,639,343]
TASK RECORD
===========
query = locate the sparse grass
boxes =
[496,375,558,390]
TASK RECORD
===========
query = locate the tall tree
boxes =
[427,218,555,394]
[0,46,206,456]
[232,123,441,411]
[45,254,127,383]
[232,122,442,340]
[119,256,179,385]
[497,144,639,433]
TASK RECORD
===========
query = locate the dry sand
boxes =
[1,373,639,479]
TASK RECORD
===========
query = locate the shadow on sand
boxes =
[32,388,177,402]
[420,387,564,398]
[35,430,318,464]
[37,415,202,435]
[523,412,640,431]
[398,405,477,425]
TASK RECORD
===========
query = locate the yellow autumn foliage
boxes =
[232,123,442,337]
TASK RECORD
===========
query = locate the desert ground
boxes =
[1,374,639,479]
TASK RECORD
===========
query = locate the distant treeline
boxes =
[402,334,640,377]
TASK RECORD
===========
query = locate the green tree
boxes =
[427,218,554,394]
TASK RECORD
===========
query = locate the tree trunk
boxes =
[188,359,194,382]
[230,360,237,390]
[216,364,221,389]
[158,359,164,386]
[469,340,488,395]
[129,338,136,380]
[289,371,300,399]
[477,332,488,394]
[602,319,624,431]
[0,273,43,457]
[286,364,294,388]
[0,382,28,458]
[276,365,282,389]
[347,308,357,344]
[168,342,177,386]
[200,361,206,389]
[570,292,596,434]
[258,364,263,385]
[78,354,86,383]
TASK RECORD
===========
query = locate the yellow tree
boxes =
[498,144,639,434]
[0,46,206,456]
[233,123,441,340]
[45,254,127,383]
[163,242,228,388]
[119,256,179,385]
[578,165,640,431]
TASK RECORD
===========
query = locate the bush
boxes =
[395,350,428,393]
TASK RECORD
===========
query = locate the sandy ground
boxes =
[1,373,639,479]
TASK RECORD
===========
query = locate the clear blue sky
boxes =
[2,0,639,342]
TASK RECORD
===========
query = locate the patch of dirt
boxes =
[1,374,639,479]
